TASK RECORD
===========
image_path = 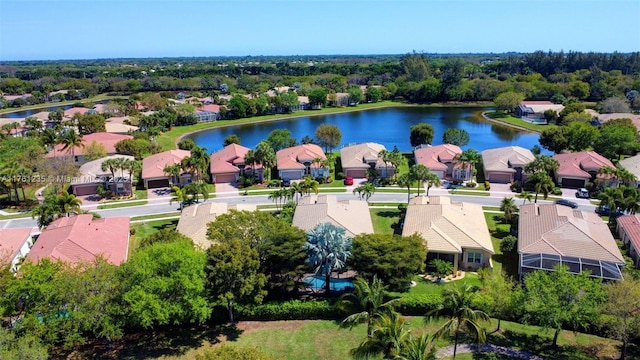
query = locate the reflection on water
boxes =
[186,106,545,153]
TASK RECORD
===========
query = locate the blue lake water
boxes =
[187,106,548,154]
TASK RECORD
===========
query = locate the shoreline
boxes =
[480,111,542,134]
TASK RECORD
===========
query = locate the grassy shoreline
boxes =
[0,95,127,115]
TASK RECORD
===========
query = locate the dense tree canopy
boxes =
[409,123,435,147]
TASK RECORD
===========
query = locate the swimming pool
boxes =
[304,275,354,291]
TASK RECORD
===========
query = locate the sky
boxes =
[1,0,639,61]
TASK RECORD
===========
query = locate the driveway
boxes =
[148,187,172,199]
[215,182,239,197]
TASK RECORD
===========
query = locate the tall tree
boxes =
[410,164,429,197]
[304,222,352,296]
[353,182,376,203]
[499,197,518,225]
[55,191,82,217]
[396,172,413,203]
[338,276,399,337]
[442,128,470,146]
[315,124,342,154]
[59,129,83,159]
[525,172,555,203]
[409,123,434,147]
[266,129,297,152]
[424,172,441,197]
[601,278,640,360]
[429,283,490,360]
[454,148,481,178]
[483,272,522,332]
[494,91,525,113]
[351,311,411,360]
[254,141,276,182]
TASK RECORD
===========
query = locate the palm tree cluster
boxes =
[598,186,640,223]
[0,160,33,204]
[524,155,559,203]
[100,157,141,197]
[31,190,83,228]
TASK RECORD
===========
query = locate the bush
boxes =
[233,300,343,321]
[552,187,562,195]
[500,235,518,254]
[396,293,443,315]
[336,172,345,180]
[484,181,491,191]
[465,182,477,188]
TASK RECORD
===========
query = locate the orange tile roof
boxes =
[26,215,130,266]
[617,215,640,257]
[46,132,133,158]
[276,144,326,170]
[141,149,191,179]
[553,151,615,179]
[0,228,32,264]
[415,144,462,172]
[210,143,261,174]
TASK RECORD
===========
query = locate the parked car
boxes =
[555,199,578,208]
[575,188,590,198]
[282,178,291,187]
[344,176,354,185]
[595,206,625,217]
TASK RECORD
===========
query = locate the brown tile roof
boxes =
[518,203,624,263]
[141,149,191,179]
[197,104,220,113]
[177,203,257,249]
[553,151,615,179]
[617,215,640,256]
[482,146,535,173]
[415,144,463,172]
[619,154,640,181]
[401,196,494,254]
[210,144,261,174]
[26,215,130,265]
[292,195,374,238]
[340,143,388,170]
[64,107,90,118]
[276,144,326,171]
[46,132,133,158]
[0,228,32,264]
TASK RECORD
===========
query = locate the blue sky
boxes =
[1,0,639,60]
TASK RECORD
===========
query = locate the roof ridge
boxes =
[430,224,462,252]
[566,218,624,261]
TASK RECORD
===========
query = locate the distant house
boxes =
[292,194,374,238]
[45,132,133,164]
[481,146,535,184]
[340,143,395,179]
[195,104,221,122]
[617,215,640,268]
[0,228,35,272]
[618,154,640,188]
[177,202,257,249]
[141,149,192,188]
[553,151,615,188]
[414,144,471,181]
[401,196,494,271]
[514,101,564,123]
[276,144,329,181]
[210,144,263,184]
[69,155,135,196]
[63,107,91,119]
[518,203,624,280]
[105,116,138,134]
[26,215,130,266]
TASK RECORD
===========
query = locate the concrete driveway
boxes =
[215,182,239,197]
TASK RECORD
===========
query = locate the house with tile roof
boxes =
[414,144,471,181]
[45,132,133,164]
[69,155,135,196]
[340,143,395,179]
[63,107,91,119]
[618,154,640,188]
[26,215,130,266]
[481,146,535,184]
[177,202,257,249]
[616,215,640,269]
[141,149,192,188]
[292,194,374,238]
[195,104,221,122]
[276,144,329,181]
[401,196,494,271]
[518,203,625,280]
[553,151,615,188]
[0,228,35,272]
[210,144,263,184]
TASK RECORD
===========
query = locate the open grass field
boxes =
[370,208,401,235]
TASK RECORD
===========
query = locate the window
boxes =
[467,252,482,264]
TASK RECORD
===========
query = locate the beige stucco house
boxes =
[340,142,395,178]
[292,194,374,237]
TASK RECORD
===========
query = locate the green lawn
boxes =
[97,200,148,209]
[130,212,181,221]
[483,212,518,277]
[129,218,178,255]
[448,190,490,196]
[370,208,401,235]
[484,110,557,133]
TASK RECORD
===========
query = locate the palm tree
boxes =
[338,276,400,337]
[184,182,209,203]
[163,163,182,186]
[301,176,319,195]
[56,191,82,217]
[351,311,411,360]
[524,155,559,175]
[40,128,59,153]
[428,283,490,360]
[378,149,392,178]
[101,158,120,186]
[424,172,441,197]
[59,129,83,159]
[244,149,257,177]
[304,222,352,297]
[519,190,533,205]
[32,201,59,229]
[353,182,376,203]
[290,181,304,203]
[622,187,640,215]
[454,148,482,180]
[410,164,429,197]
[170,185,188,210]
[499,197,518,225]
[188,146,210,183]
[598,187,624,223]
[526,172,555,203]
[254,141,276,182]
[268,188,285,211]
[397,173,413,203]
[122,159,141,193]
[401,334,437,360]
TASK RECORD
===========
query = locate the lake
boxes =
[1,100,110,118]
[188,106,546,154]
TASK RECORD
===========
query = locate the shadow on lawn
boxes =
[54,324,242,360]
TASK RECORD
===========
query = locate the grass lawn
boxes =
[448,190,490,196]
[370,208,401,235]
[319,179,346,188]
[484,212,518,277]
[156,101,402,151]
[97,200,147,209]
[130,212,181,221]
[485,110,557,133]
[129,218,178,255]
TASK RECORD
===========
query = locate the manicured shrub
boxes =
[484,181,491,191]
[396,293,443,315]
[500,235,518,254]
[235,300,345,321]
[465,181,477,188]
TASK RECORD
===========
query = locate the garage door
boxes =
[72,184,99,196]
[280,170,303,180]
[488,173,512,183]
[345,169,367,178]
[147,178,170,189]
[215,173,236,183]
[561,178,585,189]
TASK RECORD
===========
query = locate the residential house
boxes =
[176,202,257,249]
[63,107,91,119]
[414,144,472,181]
[25,215,130,266]
[70,155,135,196]
[195,104,221,122]
[401,196,494,271]
[105,116,138,134]
[141,149,192,188]
[340,143,395,179]
[618,154,640,188]
[276,144,329,181]
[553,151,615,188]
[482,146,535,183]
[45,132,133,164]
[210,143,262,184]
[518,203,625,280]
[586,110,640,130]
[0,228,35,272]
[617,215,640,268]
[514,101,564,123]
[292,194,374,238]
